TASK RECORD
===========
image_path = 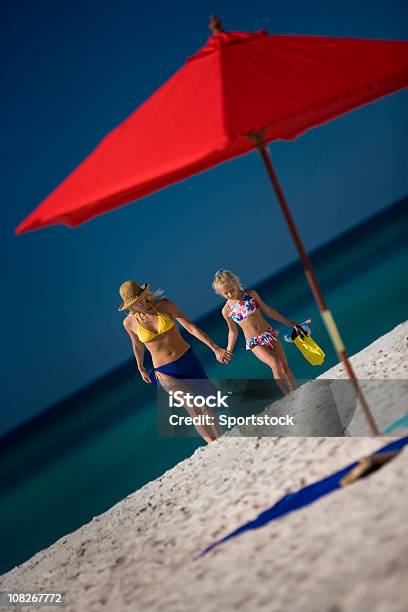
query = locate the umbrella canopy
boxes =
[15,28,408,233]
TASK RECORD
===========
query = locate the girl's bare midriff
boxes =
[126,316,190,367]
[236,308,273,339]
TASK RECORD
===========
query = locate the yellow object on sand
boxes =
[293,334,325,365]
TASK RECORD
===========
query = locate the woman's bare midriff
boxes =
[128,318,190,367]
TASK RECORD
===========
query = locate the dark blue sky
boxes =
[2,0,408,436]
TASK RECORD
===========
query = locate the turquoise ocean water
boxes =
[1,197,407,574]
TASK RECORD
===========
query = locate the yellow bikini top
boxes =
[131,306,175,344]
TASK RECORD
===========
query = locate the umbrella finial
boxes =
[209,15,223,35]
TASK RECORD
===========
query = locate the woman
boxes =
[212,269,302,395]
[119,280,231,443]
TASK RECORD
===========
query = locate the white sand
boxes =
[1,321,407,612]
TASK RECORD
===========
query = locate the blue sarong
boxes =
[148,347,207,382]
[197,435,408,558]
[148,347,217,398]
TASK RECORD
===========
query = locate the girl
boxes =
[119,280,231,443]
[212,269,302,395]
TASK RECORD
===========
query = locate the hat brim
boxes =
[117,283,149,311]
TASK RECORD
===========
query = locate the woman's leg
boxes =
[155,371,221,443]
[250,343,291,395]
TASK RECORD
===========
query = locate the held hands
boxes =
[213,345,233,364]
[139,367,151,383]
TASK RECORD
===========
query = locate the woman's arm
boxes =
[163,300,232,364]
[122,318,151,383]
[222,305,238,353]
[248,289,299,327]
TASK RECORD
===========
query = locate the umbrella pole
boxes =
[257,142,380,436]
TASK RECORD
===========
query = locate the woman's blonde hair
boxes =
[212,269,243,295]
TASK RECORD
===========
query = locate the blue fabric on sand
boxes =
[197,436,408,558]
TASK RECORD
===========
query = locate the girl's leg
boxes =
[250,344,291,395]
[155,371,220,443]
[273,340,298,392]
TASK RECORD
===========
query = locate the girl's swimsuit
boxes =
[228,293,258,322]
[228,292,279,350]
[245,326,279,351]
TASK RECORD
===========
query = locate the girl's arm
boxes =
[163,300,232,364]
[123,318,151,383]
[248,289,299,327]
[222,304,238,353]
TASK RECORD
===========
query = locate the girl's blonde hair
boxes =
[212,269,243,295]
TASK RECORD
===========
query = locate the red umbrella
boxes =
[16,17,408,434]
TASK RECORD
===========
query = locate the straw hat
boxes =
[118,281,150,311]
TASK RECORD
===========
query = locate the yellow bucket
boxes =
[293,334,325,366]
